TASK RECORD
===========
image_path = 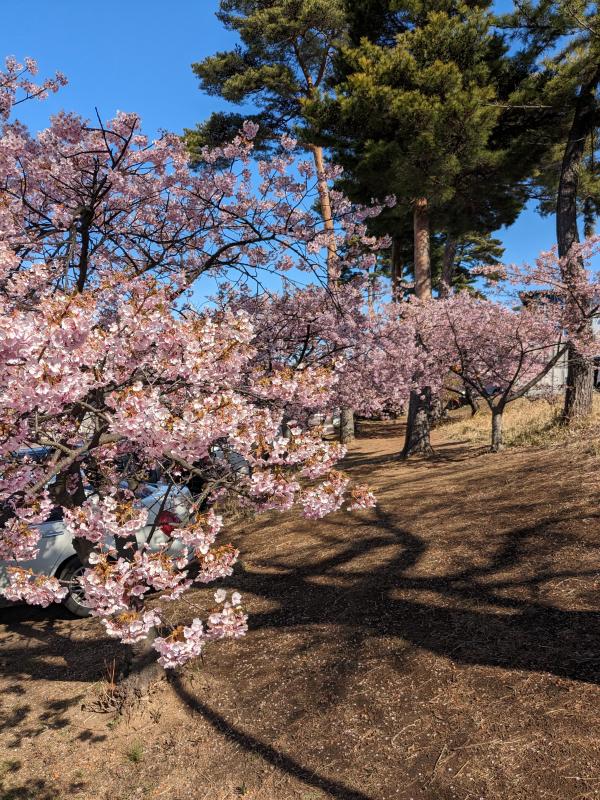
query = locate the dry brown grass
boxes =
[441,392,600,450]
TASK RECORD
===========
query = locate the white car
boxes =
[0,482,193,617]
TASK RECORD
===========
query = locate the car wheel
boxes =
[58,557,92,618]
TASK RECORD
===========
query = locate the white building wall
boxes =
[532,317,600,395]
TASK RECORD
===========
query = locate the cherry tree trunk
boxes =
[116,629,164,707]
[339,407,355,444]
[465,386,480,417]
[402,389,434,458]
[557,67,600,422]
[402,198,433,457]
[490,409,504,452]
[428,393,447,427]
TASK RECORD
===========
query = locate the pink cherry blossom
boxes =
[0,56,386,669]
[0,520,41,561]
[4,567,68,606]
[102,608,162,644]
[347,485,377,511]
[153,618,207,669]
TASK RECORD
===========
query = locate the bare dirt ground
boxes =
[2,416,600,800]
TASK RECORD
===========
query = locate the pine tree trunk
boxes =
[490,408,504,452]
[557,67,600,423]
[391,235,403,301]
[339,407,355,444]
[583,128,596,238]
[310,147,358,435]
[402,389,434,458]
[413,198,432,299]
[402,198,433,457]
[310,146,358,438]
[584,196,596,238]
[310,144,337,283]
[439,236,457,298]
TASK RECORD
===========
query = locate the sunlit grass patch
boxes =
[442,394,600,450]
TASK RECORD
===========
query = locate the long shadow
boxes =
[355,420,405,439]
[0,777,87,799]
[2,503,599,687]
[0,608,121,683]
[3,504,597,683]
[234,506,600,685]
[2,427,598,798]
[170,674,376,800]
[1,458,599,800]
[342,442,487,474]
[164,503,600,795]
[0,603,75,625]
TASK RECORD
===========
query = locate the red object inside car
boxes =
[156,510,180,535]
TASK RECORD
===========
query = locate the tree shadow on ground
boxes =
[2,432,599,797]
[0,778,87,799]
[0,614,118,683]
[343,440,489,476]
[216,490,600,685]
[168,500,600,798]
[171,673,377,800]
[355,420,405,440]
[2,479,598,686]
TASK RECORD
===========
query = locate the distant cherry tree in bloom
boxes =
[223,283,417,425]
[0,57,381,672]
[413,293,565,451]
[477,237,600,353]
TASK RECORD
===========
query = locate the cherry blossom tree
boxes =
[414,293,566,451]
[0,57,380,685]
[486,237,600,352]
[476,236,600,427]
[225,282,411,415]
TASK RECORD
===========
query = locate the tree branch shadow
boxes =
[169,673,376,800]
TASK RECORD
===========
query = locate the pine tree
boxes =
[310,1,516,454]
[187,0,348,279]
[317,1,551,284]
[508,0,600,421]
[534,138,600,238]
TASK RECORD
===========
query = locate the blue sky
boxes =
[0,0,558,271]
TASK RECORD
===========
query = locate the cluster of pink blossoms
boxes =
[300,471,350,520]
[0,56,385,671]
[347,485,378,511]
[169,509,223,553]
[63,496,149,544]
[196,544,240,584]
[79,549,192,617]
[0,520,41,561]
[102,609,162,644]
[0,56,66,120]
[3,568,68,607]
[153,591,247,668]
